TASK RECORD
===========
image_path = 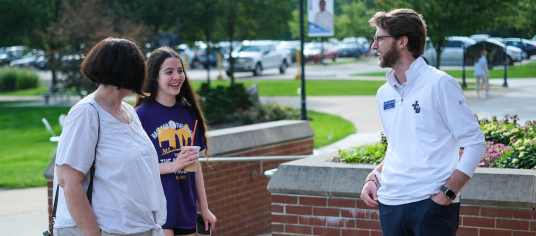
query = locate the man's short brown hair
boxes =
[81,38,146,95]
[369,9,427,58]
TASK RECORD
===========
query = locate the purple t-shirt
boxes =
[136,101,206,230]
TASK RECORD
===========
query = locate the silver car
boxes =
[423,36,525,66]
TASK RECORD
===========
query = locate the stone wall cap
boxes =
[208,120,310,137]
[268,154,536,209]
[207,120,314,156]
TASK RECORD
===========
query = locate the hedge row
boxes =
[0,67,39,91]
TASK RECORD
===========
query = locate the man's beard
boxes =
[378,41,400,68]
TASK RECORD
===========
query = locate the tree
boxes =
[218,0,292,84]
[513,0,536,38]
[0,0,54,47]
[334,0,376,40]
[375,0,518,68]
[38,0,149,93]
[106,0,203,45]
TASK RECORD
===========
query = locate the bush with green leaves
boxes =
[197,83,252,125]
[494,138,535,169]
[334,116,536,170]
[0,67,39,91]
[332,142,386,164]
[492,120,536,169]
[479,115,524,145]
[332,132,387,164]
[235,102,301,124]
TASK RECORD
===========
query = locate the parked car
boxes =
[342,37,370,53]
[176,44,196,68]
[337,41,362,58]
[422,37,475,66]
[423,36,525,66]
[9,49,45,68]
[193,41,219,69]
[219,41,242,58]
[487,38,526,64]
[0,46,26,65]
[276,40,300,63]
[223,40,291,76]
[502,38,536,59]
[303,42,338,63]
[470,34,490,42]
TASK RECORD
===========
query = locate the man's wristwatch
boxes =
[440,186,457,200]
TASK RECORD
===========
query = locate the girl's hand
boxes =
[201,208,217,232]
[173,148,199,172]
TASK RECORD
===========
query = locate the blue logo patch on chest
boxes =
[383,100,395,110]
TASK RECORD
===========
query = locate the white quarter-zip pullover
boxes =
[376,57,486,206]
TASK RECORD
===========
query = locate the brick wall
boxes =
[47,181,54,223]
[47,137,314,235]
[204,138,313,236]
[271,194,536,236]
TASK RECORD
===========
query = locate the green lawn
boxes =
[2,80,387,97]
[308,110,356,148]
[0,87,49,96]
[191,80,387,96]
[0,102,355,189]
[354,61,536,78]
[0,102,70,189]
[308,58,371,66]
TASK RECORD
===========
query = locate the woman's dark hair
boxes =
[81,38,146,95]
[135,46,210,156]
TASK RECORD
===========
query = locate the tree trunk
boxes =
[205,29,211,86]
[434,38,445,69]
[226,6,236,85]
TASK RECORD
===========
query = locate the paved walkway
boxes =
[1,75,535,235]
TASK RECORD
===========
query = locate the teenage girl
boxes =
[136,46,216,236]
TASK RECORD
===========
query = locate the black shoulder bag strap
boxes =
[86,103,100,204]
[45,103,100,236]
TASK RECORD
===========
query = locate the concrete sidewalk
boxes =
[0,187,49,236]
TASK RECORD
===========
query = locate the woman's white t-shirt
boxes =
[53,96,167,235]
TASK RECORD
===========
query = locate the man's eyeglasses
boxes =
[374,36,395,44]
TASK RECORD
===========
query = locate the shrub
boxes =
[0,67,39,91]
[460,142,512,168]
[495,138,536,169]
[0,68,18,91]
[16,70,39,89]
[235,102,301,124]
[332,142,386,164]
[197,83,253,125]
[332,132,386,164]
[334,115,536,169]
[480,120,523,145]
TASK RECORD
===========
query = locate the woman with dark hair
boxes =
[53,38,167,236]
[135,46,216,236]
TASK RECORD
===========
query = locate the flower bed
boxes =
[334,115,536,169]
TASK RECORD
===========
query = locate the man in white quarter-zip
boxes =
[359,9,486,236]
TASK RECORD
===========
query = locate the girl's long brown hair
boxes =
[135,46,210,157]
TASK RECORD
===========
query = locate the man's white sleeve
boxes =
[436,76,486,177]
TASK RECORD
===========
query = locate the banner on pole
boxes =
[308,0,334,37]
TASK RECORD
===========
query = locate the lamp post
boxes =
[299,0,307,120]
[462,44,467,88]
[503,44,508,88]
[520,36,523,67]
